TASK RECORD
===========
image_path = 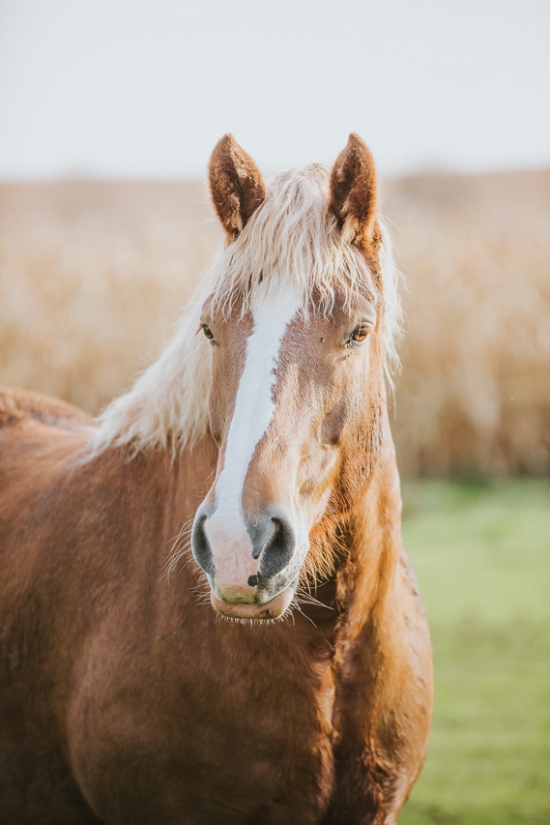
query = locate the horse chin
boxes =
[210,585,295,621]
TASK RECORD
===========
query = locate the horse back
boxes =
[0,387,96,547]
[0,387,95,432]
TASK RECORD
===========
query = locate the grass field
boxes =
[400,480,550,825]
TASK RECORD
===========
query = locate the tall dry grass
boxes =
[0,172,548,477]
[0,181,219,413]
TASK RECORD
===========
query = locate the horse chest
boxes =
[70,624,337,824]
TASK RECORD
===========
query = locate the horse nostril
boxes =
[258,516,295,578]
[191,514,215,576]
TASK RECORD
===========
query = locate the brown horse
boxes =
[0,134,433,824]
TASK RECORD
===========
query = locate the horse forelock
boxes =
[211,165,372,317]
[92,165,403,457]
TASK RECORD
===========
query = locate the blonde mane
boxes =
[93,165,403,456]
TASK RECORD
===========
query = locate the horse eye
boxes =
[201,324,215,342]
[349,325,370,344]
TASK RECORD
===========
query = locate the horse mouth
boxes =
[210,585,295,621]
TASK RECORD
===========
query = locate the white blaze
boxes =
[204,284,300,585]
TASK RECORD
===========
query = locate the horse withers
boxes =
[0,134,433,824]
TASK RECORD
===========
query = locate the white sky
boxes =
[0,0,549,178]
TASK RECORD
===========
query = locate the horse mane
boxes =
[93,165,403,457]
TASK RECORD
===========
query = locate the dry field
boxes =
[1,170,549,477]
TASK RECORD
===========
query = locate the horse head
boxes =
[192,134,397,620]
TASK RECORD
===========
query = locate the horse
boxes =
[0,133,433,824]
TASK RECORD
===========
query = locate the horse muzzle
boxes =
[191,503,300,620]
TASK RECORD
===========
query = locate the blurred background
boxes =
[1,1,549,822]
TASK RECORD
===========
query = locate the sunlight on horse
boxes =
[0,134,433,824]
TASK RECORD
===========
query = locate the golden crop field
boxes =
[1,170,548,477]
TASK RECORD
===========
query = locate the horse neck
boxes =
[334,412,404,629]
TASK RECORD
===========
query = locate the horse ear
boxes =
[209,134,265,239]
[329,133,378,247]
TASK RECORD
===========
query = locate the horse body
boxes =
[0,135,433,824]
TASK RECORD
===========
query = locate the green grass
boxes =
[399,480,550,825]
